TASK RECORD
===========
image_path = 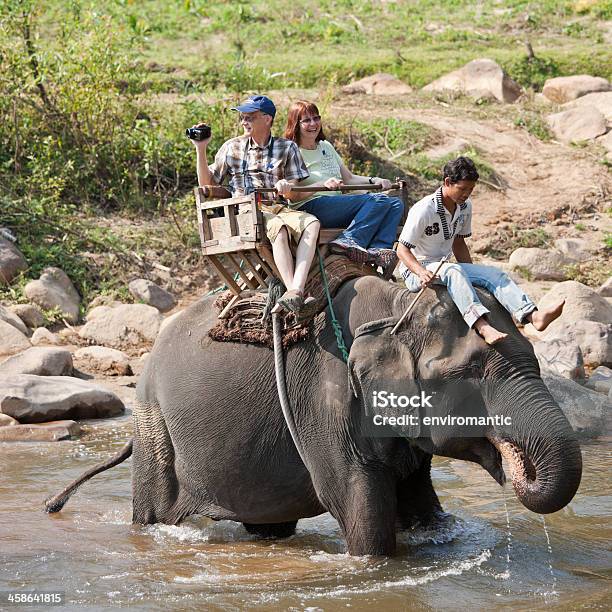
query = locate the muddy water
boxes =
[1,410,610,611]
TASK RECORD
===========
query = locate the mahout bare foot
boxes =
[529,300,565,331]
[474,320,508,345]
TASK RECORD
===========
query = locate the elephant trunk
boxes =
[483,377,582,514]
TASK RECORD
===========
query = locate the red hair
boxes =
[284,100,326,146]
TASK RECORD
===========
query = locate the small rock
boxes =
[545,320,612,368]
[0,304,29,335]
[543,372,610,438]
[0,420,80,442]
[423,58,522,103]
[546,106,607,144]
[534,339,585,381]
[0,320,31,357]
[553,238,591,263]
[0,347,73,376]
[0,236,27,285]
[31,327,61,346]
[24,267,81,324]
[79,303,162,348]
[597,277,612,297]
[508,247,569,281]
[0,375,125,423]
[74,346,133,376]
[0,414,19,427]
[342,73,413,96]
[542,75,610,104]
[8,304,45,329]
[128,278,177,313]
[585,366,612,395]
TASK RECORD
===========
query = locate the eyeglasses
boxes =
[299,115,321,125]
[239,113,261,123]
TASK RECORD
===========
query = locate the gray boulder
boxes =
[534,339,585,381]
[543,372,610,439]
[423,58,522,103]
[9,304,45,329]
[0,347,73,376]
[0,320,31,357]
[0,375,125,423]
[74,346,132,376]
[79,303,162,348]
[585,366,612,396]
[562,91,612,122]
[508,247,569,281]
[0,304,29,335]
[545,320,612,368]
[542,75,610,104]
[342,73,413,96]
[24,267,80,324]
[0,420,80,441]
[546,106,607,144]
[31,327,61,346]
[128,278,177,313]
[0,236,27,285]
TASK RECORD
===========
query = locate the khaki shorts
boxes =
[261,203,319,244]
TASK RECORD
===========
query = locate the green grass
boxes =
[1,0,611,302]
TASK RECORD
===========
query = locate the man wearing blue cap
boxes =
[192,95,320,314]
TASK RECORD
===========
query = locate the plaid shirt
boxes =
[209,135,309,196]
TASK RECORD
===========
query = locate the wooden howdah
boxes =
[194,180,410,318]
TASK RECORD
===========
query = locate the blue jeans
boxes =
[300,193,404,249]
[404,262,537,328]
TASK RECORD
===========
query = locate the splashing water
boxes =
[501,488,512,587]
[540,515,558,601]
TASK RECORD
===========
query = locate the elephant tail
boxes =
[44,439,133,513]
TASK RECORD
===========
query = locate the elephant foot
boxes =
[242,520,298,539]
[398,508,447,531]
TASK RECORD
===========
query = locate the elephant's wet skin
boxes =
[47,274,581,557]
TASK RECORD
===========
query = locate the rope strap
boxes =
[318,248,349,363]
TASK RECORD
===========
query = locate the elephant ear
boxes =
[348,318,421,438]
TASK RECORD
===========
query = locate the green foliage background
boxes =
[0,0,610,303]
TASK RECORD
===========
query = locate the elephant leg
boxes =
[242,521,298,539]
[396,454,443,529]
[323,470,398,556]
[132,401,179,524]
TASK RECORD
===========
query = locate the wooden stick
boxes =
[390,255,451,336]
[255,183,400,194]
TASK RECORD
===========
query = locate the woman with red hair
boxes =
[283,100,403,273]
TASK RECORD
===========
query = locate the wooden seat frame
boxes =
[195,180,410,318]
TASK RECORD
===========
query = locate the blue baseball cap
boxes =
[231,95,276,118]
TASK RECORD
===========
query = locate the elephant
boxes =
[46,274,582,557]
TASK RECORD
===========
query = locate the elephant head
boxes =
[347,286,582,515]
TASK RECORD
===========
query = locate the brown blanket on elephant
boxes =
[209,255,380,349]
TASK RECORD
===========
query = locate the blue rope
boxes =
[318,248,349,363]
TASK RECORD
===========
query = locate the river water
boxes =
[1,409,610,611]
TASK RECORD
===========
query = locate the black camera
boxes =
[185,124,211,141]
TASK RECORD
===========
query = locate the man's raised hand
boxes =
[275,179,293,196]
